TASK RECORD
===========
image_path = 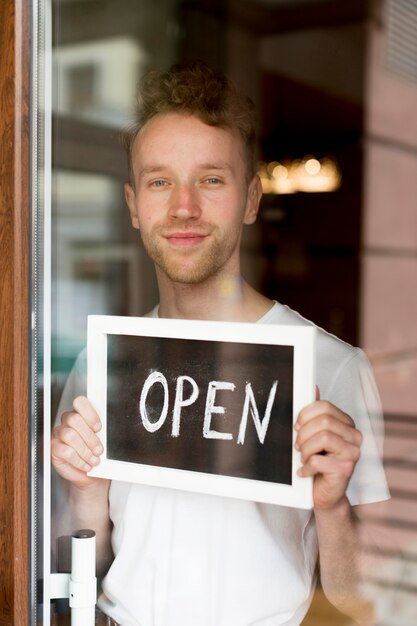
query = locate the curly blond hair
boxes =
[122,60,256,184]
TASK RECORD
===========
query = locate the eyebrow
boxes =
[137,165,167,178]
[197,162,233,171]
[138,162,234,178]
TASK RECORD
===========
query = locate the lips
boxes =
[164,231,208,247]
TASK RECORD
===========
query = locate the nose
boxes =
[168,184,201,220]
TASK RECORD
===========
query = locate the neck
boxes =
[156,271,273,323]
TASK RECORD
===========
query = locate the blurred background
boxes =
[49,0,417,624]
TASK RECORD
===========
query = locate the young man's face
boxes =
[125,113,261,286]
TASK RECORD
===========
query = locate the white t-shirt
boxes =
[54,302,389,626]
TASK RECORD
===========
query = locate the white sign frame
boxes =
[87,315,316,509]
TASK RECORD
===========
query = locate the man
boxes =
[52,61,388,626]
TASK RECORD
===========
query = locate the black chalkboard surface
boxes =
[87,315,316,508]
[106,334,293,485]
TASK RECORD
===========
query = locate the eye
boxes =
[150,179,168,188]
[204,177,222,185]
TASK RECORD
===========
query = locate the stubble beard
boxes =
[141,227,240,285]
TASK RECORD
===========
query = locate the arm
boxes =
[51,395,113,576]
[314,499,375,624]
[295,394,375,625]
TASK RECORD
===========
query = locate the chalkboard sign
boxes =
[87,315,316,508]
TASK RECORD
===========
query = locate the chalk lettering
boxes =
[237,380,278,445]
[172,375,200,437]
[203,381,235,440]
[138,373,278,444]
[139,371,169,432]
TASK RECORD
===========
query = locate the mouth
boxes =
[164,231,208,247]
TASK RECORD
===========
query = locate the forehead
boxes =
[131,113,245,167]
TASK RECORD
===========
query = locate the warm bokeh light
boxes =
[258,156,342,195]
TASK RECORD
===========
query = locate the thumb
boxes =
[315,385,321,401]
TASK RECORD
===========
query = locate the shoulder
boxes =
[263,303,371,399]
[264,302,361,363]
[55,348,87,420]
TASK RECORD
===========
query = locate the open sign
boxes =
[87,315,315,508]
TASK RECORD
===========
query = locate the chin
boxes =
[149,241,237,286]
[157,259,222,285]
[164,269,216,285]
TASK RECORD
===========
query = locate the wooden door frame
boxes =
[0,0,30,623]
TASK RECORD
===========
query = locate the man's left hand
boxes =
[295,389,362,510]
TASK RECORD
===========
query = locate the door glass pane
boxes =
[32,1,416,624]
[51,169,153,402]
[48,1,178,622]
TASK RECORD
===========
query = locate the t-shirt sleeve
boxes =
[54,348,88,421]
[324,349,390,506]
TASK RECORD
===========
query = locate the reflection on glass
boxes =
[52,170,137,385]
[44,1,417,624]
[49,5,178,622]
[50,3,176,403]
[54,37,147,127]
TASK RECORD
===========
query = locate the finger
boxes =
[51,432,96,473]
[60,410,103,456]
[295,415,362,451]
[298,431,361,466]
[315,385,320,401]
[296,400,354,430]
[72,396,101,432]
[52,423,102,469]
[298,453,356,480]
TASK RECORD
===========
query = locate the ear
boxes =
[124,183,140,230]
[243,175,263,225]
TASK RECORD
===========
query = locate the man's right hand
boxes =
[51,395,104,489]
